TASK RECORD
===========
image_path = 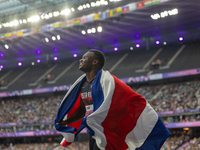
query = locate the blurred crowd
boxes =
[161,135,186,150]
[53,142,89,150]
[0,95,64,125]
[0,142,89,150]
[162,114,200,124]
[0,81,199,125]
[138,81,200,112]
[180,137,200,150]
[0,143,56,150]
[0,80,200,149]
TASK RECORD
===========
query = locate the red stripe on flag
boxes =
[60,140,72,147]
[67,93,83,133]
[60,93,82,147]
[102,75,146,149]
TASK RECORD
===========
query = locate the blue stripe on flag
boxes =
[136,117,171,150]
[92,70,104,111]
[54,77,86,132]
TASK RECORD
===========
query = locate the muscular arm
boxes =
[56,100,86,126]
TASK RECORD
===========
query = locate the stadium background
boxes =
[0,0,200,149]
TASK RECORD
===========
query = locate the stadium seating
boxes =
[0,42,200,92]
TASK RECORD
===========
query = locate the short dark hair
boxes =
[89,49,105,69]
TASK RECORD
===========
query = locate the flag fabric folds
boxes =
[54,70,171,150]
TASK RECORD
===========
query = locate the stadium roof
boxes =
[0,0,199,68]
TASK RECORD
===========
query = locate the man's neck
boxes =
[85,70,99,82]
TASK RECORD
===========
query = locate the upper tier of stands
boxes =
[0,42,200,92]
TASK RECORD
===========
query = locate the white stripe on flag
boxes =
[125,103,158,150]
[60,132,75,143]
[60,74,85,105]
[87,71,115,150]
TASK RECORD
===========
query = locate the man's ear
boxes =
[93,59,98,66]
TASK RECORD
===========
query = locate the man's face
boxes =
[79,51,95,72]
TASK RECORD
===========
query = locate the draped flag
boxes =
[54,70,171,150]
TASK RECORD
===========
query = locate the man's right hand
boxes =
[56,100,86,126]
[56,120,68,126]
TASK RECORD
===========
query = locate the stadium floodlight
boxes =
[97,26,102,32]
[152,8,178,20]
[91,28,96,33]
[53,11,60,17]
[163,42,167,45]
[48,13,53,18]
[31,62,35,65]
[6,22,10,27]
[151,13,160,20]
[168,8,178,16]
[3,23,7,27]
[73,54,77,57]
[78,6,83,10]
[18,62,22,66]
[71,8,75,12]
[86,3,90,8]
[156,41,160,44]
[52,36,56,41]
[91,2,96,7]
[61,9,71,15]
[5,44,9,49]
[136,44,140,48]
[87,29,92,34]
[54,57,58,60]
[27,18,31,22]
[13,20,19,26]
[82,30,86,35]
[83,4,86,9]
[9,21,14,27]
[57,35,61,40]
[23,19,27,23]
[172,8,178,15]
[41,15,45,19]
[31,15,40,22]
[45,14,49,19]
[45,38,49,42]
[0,65,3,69]
[161,11,168,18]
[179,37,183,41]
[19,20,23,24]
[114,47,118,51]
[37,59,41,63]
[130,47,133,50]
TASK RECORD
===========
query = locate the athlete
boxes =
[56,49,105,150]
[55,49,170,150]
